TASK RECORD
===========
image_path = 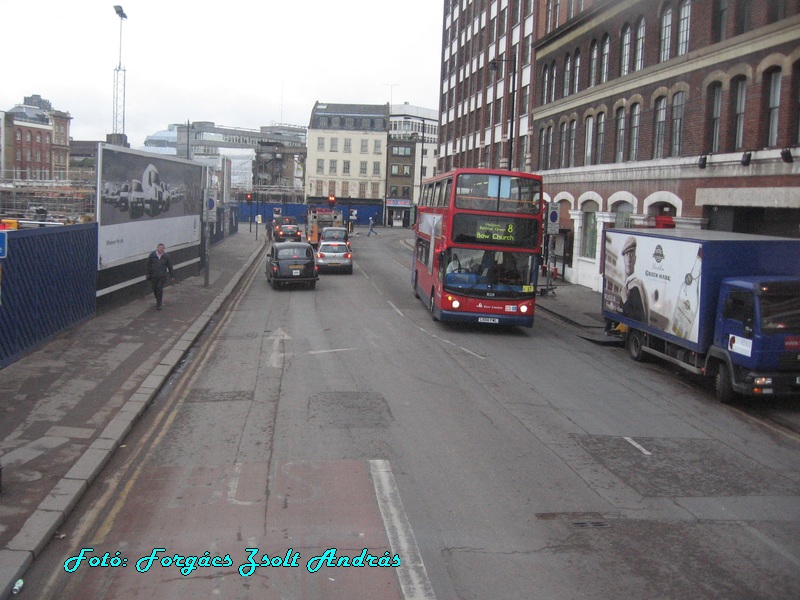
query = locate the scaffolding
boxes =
[0,179,96,223]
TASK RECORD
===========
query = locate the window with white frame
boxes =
[585,115,594,165]
[615,107,626,162]
[317,137,325,151]
[733,77,746,150]
[360,161,367,175]
[596,112,606,163]
[767,69,782,147]
[671,91,686,156]
[600,35,610,83]
[634,17,645,71]
[654,97,667,158]
[329,160,337,174]
[629,103,641,161]
[564,54,572,97]
[589,41,598,87]
[709,83,722,153]
[560,122,568,168]
[343,160,351,175]
[581,201,599,259]
[573,50,581,94]
[344,138,352,153]
[621,24,632,77]
[678,0,691,55]
[316,159,324,175]
[330,138,338,152]
[660,6,673,62]
[569,120,577,167]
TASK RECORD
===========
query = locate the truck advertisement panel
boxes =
[604,231,703,344]
[97,145,203,270]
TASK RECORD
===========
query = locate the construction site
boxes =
[0,178,96,227]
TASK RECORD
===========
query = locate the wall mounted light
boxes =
[781,148,793,163]
[741,151,752,166]
[697,155,707,169]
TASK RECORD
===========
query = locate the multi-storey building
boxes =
[305,102,390,209]
[439,0,800,291]
[439,0,536,172]
[387,103,439,226]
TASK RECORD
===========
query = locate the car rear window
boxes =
[320,243,346,252]
[277,247,312,259]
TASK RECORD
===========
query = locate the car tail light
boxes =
[317,252,325,258]
[344,253,352,259]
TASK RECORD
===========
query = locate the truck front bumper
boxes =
[735,370,800,398]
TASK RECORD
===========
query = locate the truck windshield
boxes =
[760,294,800,334]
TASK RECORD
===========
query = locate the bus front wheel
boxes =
[413,271,420,298]
[429,289,438,321]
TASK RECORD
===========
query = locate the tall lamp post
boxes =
[112,5,127,137]
[489,50,517,170]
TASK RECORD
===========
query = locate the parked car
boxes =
[266,242,318,289]
[274,223,302,242]
[316,241,353,274]
[320,226,350,247]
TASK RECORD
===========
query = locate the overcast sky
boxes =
[2,0,443,149]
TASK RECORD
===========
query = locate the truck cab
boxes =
[712,277,800,401]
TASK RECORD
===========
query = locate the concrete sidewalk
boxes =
[0,230,266,599]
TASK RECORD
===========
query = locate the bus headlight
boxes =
[520,304,529,313]
[448,296,460,309]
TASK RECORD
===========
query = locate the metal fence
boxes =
[0,223,97,368]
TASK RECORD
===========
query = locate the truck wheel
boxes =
[716,362,736,404]
[627,330,645,362]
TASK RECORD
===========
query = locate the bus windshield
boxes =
[442,248,535,296]
[455,173,541,213]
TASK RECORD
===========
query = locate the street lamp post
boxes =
[489,51,517,170]
[112,5,127,137]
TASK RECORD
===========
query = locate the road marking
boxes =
[624,437,652,455]
[308,348,357,355]
[388,301,404,317]
[370,459,436,600]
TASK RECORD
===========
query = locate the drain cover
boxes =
[571,520,611,529]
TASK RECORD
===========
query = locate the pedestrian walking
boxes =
[368,216,377,236]
[146,243,176,310]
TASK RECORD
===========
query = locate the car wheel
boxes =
[347,266,353,274]
[627,330,645,362]
[716,362,736,404]
[308,281,316,290]
[271,278,279,290]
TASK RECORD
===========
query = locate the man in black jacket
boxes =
[146,243,175,310]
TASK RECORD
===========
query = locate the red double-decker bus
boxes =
[412,168,544,327]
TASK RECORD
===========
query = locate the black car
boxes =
[271,216,298,240]
[274,223,302,242]
[266,242,318,289]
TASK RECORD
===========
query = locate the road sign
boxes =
[547,203,560,235]
[0,231,7,259]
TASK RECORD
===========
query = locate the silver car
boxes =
[316,241,353,274]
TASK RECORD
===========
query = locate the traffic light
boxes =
[246,193,252,206]
[328,194,336,208]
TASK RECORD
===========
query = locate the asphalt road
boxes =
[20,228,800,599]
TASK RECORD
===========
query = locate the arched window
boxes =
[560,122,569,168]
[550,63,558,102]
[660,5,673,62]
[615,107,626,162]
[714,0,728,42]
[654,97,667,158]
[678,0,691,55]
[629,103,641,161]
[672,91,686,156]
[569,119,577,167]
[601,34,610,83]
[585,115,595,165]
[634,17,646,71]
[766,68,782,147]
[596,112,606,164]
[732,76,747,150]
[708,83,723,153]
[542,66,550,104]
[564,53,572,97]
[620,24,632,77]
[573,50,581,94]
[739,0,753,34]
[589,40,599,87]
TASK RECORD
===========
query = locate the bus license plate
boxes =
[478,317,499,324]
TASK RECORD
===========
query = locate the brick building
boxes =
[438,1,800,292]
[533,0,800,291]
